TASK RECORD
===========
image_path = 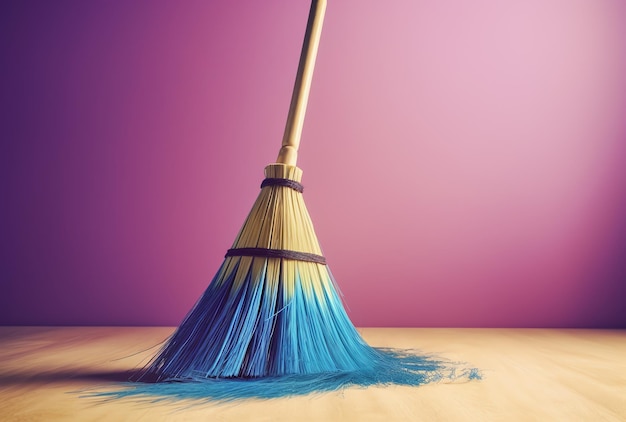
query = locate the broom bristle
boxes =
[138,164,375,378]
[123,164,478,399]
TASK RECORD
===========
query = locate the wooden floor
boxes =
[0,327,625,421]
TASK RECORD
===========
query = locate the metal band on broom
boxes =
[112,0,479,401]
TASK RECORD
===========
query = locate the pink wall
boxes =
[2,0,625,327]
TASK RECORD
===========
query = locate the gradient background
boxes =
[2,0,625,327]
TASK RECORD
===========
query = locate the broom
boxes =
[125,0,477,400]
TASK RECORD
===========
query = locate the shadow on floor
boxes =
[0,369,139,385]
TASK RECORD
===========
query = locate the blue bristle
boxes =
[89,256,479,402]
[90,349,477,403]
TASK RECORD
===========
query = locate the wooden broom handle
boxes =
[276,0,327,166]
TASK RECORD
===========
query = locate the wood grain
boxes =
[1,327,624,421]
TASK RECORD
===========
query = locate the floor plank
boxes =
[0,327,624,421]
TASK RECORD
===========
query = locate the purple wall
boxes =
[2,0,625,327]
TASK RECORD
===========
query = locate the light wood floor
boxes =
[0,327,624,421]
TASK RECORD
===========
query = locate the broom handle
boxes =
[276,0,327,167]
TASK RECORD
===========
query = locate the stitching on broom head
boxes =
[225,247,326,265]
[260,178,304,193]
